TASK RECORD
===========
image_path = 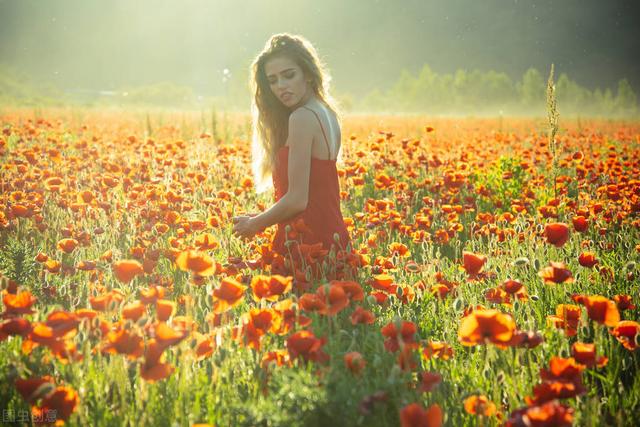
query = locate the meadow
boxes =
[0,107,639,426]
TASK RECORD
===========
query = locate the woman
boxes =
[232,33,353,281]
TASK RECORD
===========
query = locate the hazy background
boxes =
[1,0,639,115]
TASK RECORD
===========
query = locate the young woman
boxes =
[232,33,352,280]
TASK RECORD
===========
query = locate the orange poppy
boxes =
[155,299,176,321]
[506,401,574,426]
[2,291,37,316]
[571,342,608,368]
[122,301,146,321]
[286,330,329,363]
[581,295,620,326]
[462,251,487,276]
[251,274,292,301]
[176,250,217,276]
[316,283,350,316]
[422,341,454,360]
[102,328,144,359]
[331,280,365,302]
[399,402,442,427]
[112,259,144,283]
[547,304,582,336]
[56,238,79,254]
[610,320,640,350]
[458,308,515,347]
[464,394,497,417]
[211,277,247,313]
[538,262,574,284]
[544,222,570,247]
[33,385,79,422]
[572,215,588,232]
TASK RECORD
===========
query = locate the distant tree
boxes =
[519,68,545,110]
[614,78,637,115]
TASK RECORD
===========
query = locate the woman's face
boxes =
[264,55,312,109]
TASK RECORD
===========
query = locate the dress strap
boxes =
[301,106,332,160]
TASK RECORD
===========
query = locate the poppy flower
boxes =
[112,260,144,283]
[350,306,375,325]
[571,342,608,368]
[547,304,582,336]
[610,320,640,350]
[581,295,620,326]
[370,273,398,294]
[572,215,589,232]
[344,351,366,375]
[176,250,217,276]
[15,376,55,403]
[155,299,176,321]
[544,222,570,247]
[2,291,37,316]
[578,252,598,268]
[506,401,574,427]
[212,277,247,313]
[102,328,144,359]
[458,309,515,347]
[56,238,79,254]
[381,320,418,352]
[251,274,292,301]
[331,280,365,301]
[140,339,174,382]
[1,317,32,338]
[502,278,524,294]
[464,394,497,417]
[33,385,79,422]
[538,262,574,284]
[316,283,350,316]
[399,402,442,427]
[286,330,329,363]
[154,321,188,348]
[462,251,487,276]
[418,371,442,393]
[299,293,327,313]
[122,301,146,321]
[422,341,453,360]
[613,294,635,311]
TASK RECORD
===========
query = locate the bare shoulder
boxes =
[288,107,316,129]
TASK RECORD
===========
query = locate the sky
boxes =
[1,0,639,98]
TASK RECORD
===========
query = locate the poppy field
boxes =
[1,108,639,426]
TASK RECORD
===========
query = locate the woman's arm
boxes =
[233,108,314,237]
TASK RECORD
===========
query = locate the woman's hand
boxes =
[232,214,260,240]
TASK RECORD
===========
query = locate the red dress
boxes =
[270,107,352,280]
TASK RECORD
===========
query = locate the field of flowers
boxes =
[0,108,639,426]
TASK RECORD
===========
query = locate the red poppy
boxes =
[580,295,620,326]
[611,320,640,350]
[538,262,574,284]
[381,320,418,352]
[458,308,516,347]
[212,277,247,313]
[544,222,570,247]
[418,371,442,393]
[571,342,608,368]
[578,252,598,268]
[286,330,329,363]
[462,251,487,276]
[399,402,442,427]
[350,306,375,325]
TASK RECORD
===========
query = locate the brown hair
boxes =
[249,33,342,193]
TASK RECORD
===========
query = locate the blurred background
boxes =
[1,0,639,116]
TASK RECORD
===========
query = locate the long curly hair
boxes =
[249,33,342,193]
